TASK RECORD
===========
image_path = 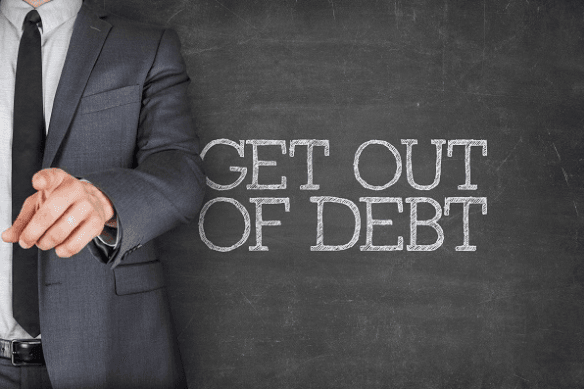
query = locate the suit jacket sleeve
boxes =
[82,28,205,268]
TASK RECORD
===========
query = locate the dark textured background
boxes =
[101,1,584,387]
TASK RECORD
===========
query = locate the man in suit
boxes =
[0,0,205,387]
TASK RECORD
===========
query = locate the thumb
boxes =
[32,168,67,192]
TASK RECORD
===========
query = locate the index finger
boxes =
[1,192,42,244]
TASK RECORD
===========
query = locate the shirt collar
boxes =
[0,0,82,35]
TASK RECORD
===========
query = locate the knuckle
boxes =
[88,214,103,229]
[22,195,36,208]
[70,177,82,188]
[48,229,64,243]
[69,184,85,200]
[48,196,71,215]
[39,231,62,249]
[78,199,93,211]
[37,207,53,220]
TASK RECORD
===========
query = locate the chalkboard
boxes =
[103,0,584,387]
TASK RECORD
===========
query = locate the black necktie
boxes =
[12,10,44,338]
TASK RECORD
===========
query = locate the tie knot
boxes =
[24,10,41,26]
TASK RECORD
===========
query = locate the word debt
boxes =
[199,196,487,253]
[201,139,487,191]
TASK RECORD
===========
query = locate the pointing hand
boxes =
[1,168,114,258]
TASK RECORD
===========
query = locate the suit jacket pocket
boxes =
[113,260,165,296]
[79,84,140,114]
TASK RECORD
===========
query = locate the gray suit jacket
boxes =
[36,2,204,388]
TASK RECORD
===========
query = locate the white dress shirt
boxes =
[0,0,82,340]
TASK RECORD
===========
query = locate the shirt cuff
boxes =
[96,214,120,247]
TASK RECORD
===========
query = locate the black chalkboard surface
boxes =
[104,0,584,387]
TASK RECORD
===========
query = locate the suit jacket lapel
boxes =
[42,2,111,168]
